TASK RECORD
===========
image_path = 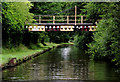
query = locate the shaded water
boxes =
[2,45,120,80]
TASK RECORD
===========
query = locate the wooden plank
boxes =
[55,15,68,17]
[36,19,87,22]
[55,20,67,21]
[55,15,83,17]
[27,23,94,26]
[34,15,84,17]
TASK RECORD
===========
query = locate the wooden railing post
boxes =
[95,21,98,24]
[67,16,69,24]
[53,16,55,24]
[75,5,77,25]
[81,16,83,23]
[39,15,41,23]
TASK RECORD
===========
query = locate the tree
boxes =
[2,2,33,48]
[87,2,120,66]
[74,31,93,49]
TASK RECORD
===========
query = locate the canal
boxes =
[2,45,120,80]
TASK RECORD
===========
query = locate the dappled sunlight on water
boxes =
[61,47,71,60]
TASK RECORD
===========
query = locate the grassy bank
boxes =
[1,43,59,65]
[1,42,73,65]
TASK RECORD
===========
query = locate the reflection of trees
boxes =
[2,46,89,80]
[45,46,89,80]
[88,60,114,80]
[88,60,95,80]
[3,46,118,80]
[68,46,89,80]
[2,61,32,80]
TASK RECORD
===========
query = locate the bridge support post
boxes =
[39,15,41,23]
[53,16,55,24]
[81,16,83,23]
[75,5,77,25]
[67,16,69,24]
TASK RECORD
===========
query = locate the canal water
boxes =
[2,45,120,81]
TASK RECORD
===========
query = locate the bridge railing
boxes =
[33,15,91,24]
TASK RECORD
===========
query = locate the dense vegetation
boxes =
[74,31,93,49]
[84,2,120,66]
[2,2,120,66]
[2,2,33,48]
[2,2,77,49]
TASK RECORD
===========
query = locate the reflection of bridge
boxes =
[26,6,97,31]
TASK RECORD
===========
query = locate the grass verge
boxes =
[1,43,60,65]
[1,42,73,65]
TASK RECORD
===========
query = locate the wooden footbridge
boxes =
[26,6,97,31]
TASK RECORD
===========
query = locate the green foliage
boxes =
[2,2,33,31]
[47,31,75,43]
[87,2,120,66]
[2,43,59,64]
[2,2,80,49]
[0,3,1,23]
[28,43,44,50]
[81,2,119,23]
[30,2,76,15]
[2,2,34,48]
[82,2,102,23]
[74,31,93,49]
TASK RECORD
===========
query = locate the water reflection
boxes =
[2,46,120,80]
[61,47,71,60]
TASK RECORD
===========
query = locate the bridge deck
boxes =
[27,23,94,26]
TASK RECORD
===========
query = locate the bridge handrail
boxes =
[34,15,86,17]
[33,15,87,24]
